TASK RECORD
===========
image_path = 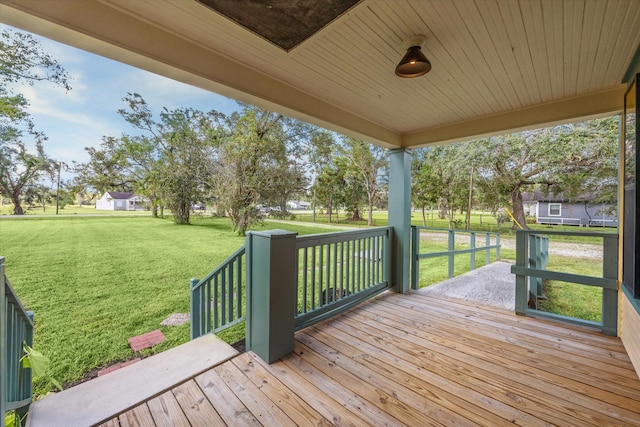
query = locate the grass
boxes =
[0,215,334,395]
[0,203,151,216]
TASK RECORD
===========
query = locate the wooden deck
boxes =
[100,291,640,426]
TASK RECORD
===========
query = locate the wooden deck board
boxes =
[171,380,226,426]
[195,369,261,426]
[230,352,333,426]
[102,292,640,426]
[146,391,190,427]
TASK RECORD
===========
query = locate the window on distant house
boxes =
[549,203,561,216]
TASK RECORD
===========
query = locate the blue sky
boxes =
[2,24,240,174]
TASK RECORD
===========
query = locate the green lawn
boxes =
[0,215,332,395]
[0,203,152,216]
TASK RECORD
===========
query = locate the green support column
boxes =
[245,230,298,363]
[388,148,411,293]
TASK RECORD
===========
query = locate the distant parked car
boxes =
[191,204,205,210]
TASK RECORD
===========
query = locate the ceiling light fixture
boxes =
[395,35,431,78]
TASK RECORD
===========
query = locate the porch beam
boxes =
[388,148,411,293]
[403,86,627,148]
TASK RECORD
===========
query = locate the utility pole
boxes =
[55,161,65,215]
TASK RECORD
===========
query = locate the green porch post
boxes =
[245,230,298,363]
[388,148,411,293]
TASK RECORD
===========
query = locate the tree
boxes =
[411,145,470,229]
[213,105,308,234]
[472,117,619,229]
[0,29,70,214]
[339,137,387,226]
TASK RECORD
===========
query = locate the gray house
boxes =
[523,191,617,227]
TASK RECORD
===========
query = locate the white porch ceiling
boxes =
[1,0,639,149]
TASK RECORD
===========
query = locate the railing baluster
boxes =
[237,257,243,319]
[311,247,316,309]
[204,280,211,333]
[213,275,219,330]
[339,242,344,299]
[318,245,324,307]
[227,263,234,325]
[470,232,476,271]
[333,243,338,299]
[485,233,490,265]
[302,247,308,314]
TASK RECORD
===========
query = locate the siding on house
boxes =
[536,201,617,227]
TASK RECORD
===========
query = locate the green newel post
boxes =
[388,148,412,293]
[245,230,298,363]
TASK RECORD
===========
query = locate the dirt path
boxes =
[420,231,603,259]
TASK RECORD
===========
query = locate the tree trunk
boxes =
[367,193,374,226]
[327,199,332,223]
[438,198,448,219]
[421,206,426,226]
[510,190,528,230]
[11,191,24,215]
[351,207,363,221]
[152,203,158,218]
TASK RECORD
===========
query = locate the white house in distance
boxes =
[95,192,146,211]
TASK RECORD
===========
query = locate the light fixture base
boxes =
[402,35,426,50]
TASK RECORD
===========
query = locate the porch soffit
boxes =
[0,0,639,149]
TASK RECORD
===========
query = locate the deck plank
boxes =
[282,351,417,426]
[171,380,226,426]
[146,391,190,427]
[195,368,262,426]
[97,418,120,427]
[117,404,155,427]
[248,352,368,427]
[214,361,298,426]
[231,352,334,426]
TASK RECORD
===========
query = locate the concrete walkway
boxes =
[419,261,516,311]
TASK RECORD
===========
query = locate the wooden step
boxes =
[26,334,238,427]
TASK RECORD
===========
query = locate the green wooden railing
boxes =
[190,227,393,348]
[410,226,501,289]
[294,227,392,331]
[511,230,618,335]
[1,257,34,420]
[190,246,245,339]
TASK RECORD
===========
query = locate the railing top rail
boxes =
[192,245,245,291]
[514,229,619,239]
[296,226,392,248]
[412,226,500,236]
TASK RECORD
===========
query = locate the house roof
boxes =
[1,1,638,148]
[105,192,136,200]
